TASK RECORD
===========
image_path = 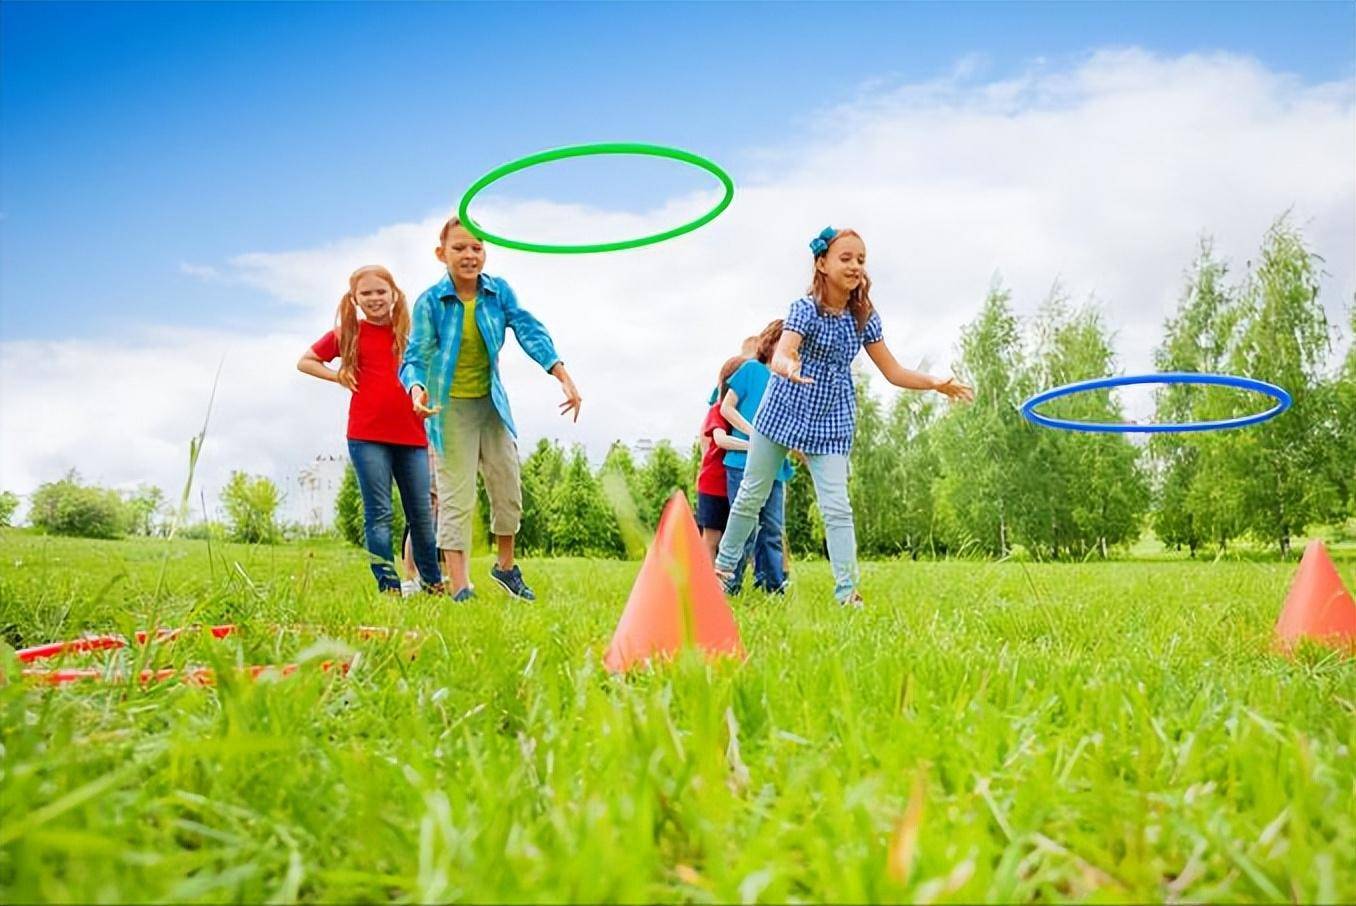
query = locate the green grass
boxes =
[2,529,1354,903]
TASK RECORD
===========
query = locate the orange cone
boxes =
[604,491,744,672]
[1274,540,1356,654]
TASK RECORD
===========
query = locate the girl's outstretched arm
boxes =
[297,348,355,390]
[712,427,749,452]
[864,340,974,401]
[720,389,754,437]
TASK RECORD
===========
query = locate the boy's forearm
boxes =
[401,295,435,390]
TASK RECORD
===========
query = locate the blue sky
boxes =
[2,1,1353,341]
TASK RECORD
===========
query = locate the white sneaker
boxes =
[400,579,420,598]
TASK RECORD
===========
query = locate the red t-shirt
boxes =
[697,402,730,497]
[311,322,427,446]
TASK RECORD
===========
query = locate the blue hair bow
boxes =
[809,226,838,257]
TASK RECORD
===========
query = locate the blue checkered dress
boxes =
[753,296,884,455]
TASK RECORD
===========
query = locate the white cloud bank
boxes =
[2,49,1352,520]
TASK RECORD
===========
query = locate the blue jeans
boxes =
[717,432,858,601]
[725,466,786,593]
[347,441,442,591]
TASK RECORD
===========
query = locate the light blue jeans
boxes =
[715,430,859,601]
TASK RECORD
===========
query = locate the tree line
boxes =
[8,216,1350,558]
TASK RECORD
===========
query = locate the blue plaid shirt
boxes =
[399,272,561,452]
[754,296,884,455]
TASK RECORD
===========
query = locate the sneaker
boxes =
[490,564,536,601]
[840,590,865,609]
[451,586,475,602]
[713,566,739,596]
[400,579,421,598]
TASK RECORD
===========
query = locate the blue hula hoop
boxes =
[1020,372,1292,434]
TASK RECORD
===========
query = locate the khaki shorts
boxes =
[434,397,522,551]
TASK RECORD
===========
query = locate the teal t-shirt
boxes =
[721,359,793,482]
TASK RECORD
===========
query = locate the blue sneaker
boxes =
[490,564,536,601]
[452,586,475,602]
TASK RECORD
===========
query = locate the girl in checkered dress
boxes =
[712,227,974,607]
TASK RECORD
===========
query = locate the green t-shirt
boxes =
[450,296,491,399]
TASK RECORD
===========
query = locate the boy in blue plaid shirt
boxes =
[713,227,974,607]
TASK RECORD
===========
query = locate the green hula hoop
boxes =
[457,142,735,254]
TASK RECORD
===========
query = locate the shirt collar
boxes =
[436,271,498,301]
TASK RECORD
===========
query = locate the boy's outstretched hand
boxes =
[410,386,442,418]
[552,363,582,422]
[934,376,975,403]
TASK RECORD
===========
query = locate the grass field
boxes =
[2,529,1354,903]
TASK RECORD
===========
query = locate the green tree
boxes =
[519,438,566,554]
[637,440,691,529]
[0,491,19,528]
[688,438,703,495]
[785,462,822,556]
[600,441,644,507]
[123,484,165,536]
[29,471,125,539]
[336,463,364,545]
[599,441,647,559]
[932,284,1036,556]
[888,390,944,557]
[1026,298,1148,557]
[1330,304,1356,517]
[848,370,908,557]
[1227,217,1341,554]
[333,462,407,550]
[1150,241,1243,554]
[221,471,281,544]
[550,445,624,557]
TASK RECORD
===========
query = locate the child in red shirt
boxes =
[696,355,750,564]
[297,265,443,594]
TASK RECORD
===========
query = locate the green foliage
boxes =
[1147,221,1344,555]
[888,391,944,557]
[335,463,364,545]
[28,470,126,539]
[0,491,19,528]
[1023,297,1148,557]
[600,441,645,509]
[637,440,692,528]
[220,471,281,544]
[847,371,903,557]
[122,484,165,537]
[333,462,406,551]
[784,460,821,556]
[1336,305,1356,515]
[1226,217,1342,554]
[599,442,648,559]
[1150,242,1237,554]
[549,445,624,556]
[932,285,1035,556]
[177,520,227,541]
[519,438,566,555]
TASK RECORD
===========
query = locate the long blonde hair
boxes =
[336,265,410,388]
[808,228,874,331]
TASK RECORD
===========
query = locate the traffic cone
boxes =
[604,491,745,672]
[1274,540,1356,653]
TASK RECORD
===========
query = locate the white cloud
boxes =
[2,49,1352,520]
[179,262,223,282]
